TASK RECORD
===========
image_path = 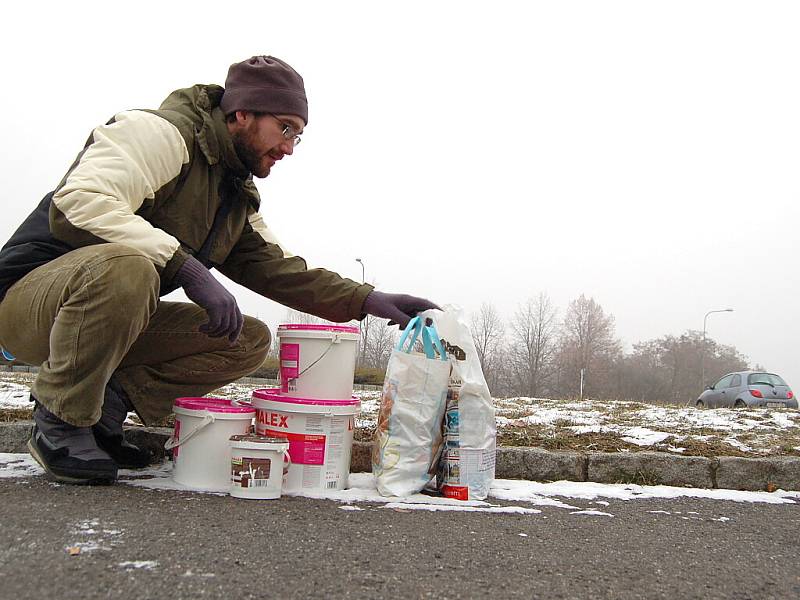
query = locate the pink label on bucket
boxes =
[263,429,325,465]
[280,343,300,393]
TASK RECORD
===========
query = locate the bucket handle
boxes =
[164,411,215,450]
[296,333,340,378]
[282,449,292,476]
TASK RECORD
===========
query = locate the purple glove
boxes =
[174,256,244,343]
[362,290,440,328]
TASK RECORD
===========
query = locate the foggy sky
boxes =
[2,1,798,391]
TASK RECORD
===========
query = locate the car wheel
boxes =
[734,400,746,408]
[695,400,704,408]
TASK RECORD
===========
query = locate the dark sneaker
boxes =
[28,405,117,484]
[92,378,150,469]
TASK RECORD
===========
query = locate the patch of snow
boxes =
[723,437,752,452]
[490,478,800,504]
[771,412,798,428]
[339,505,364,511]
[570,509,614,517]
[119,561,158,570]
[518,533,529,537]
[119,463,227,495]
[66,541,108,553]
[382,502,541,514]
[0,454,43,479]
[619,427,673,446]
[0,381,31,408]
[648,510,671,515]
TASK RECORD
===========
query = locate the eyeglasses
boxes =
[268,114,302,146]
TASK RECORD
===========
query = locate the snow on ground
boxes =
[3,372,799,456]
[0,380,31,408]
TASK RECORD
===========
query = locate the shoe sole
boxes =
[27,438,116,485]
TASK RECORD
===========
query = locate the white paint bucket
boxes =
[165,397,255,491]
[229,435,291,500]
[252,388,360,493]
[277,324,360,400]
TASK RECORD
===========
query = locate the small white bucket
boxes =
[252,388,360,493]
[229,434,291,500]
[166,397,255,491]
[277,324,360,400]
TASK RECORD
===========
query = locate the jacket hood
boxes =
[159,85,249,179]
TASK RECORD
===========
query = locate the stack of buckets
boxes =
[167,324,361,499]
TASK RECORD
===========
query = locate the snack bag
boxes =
[372,317,450,497]
[425,306,496,500]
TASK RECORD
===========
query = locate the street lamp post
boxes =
[355,258,367,367]
[355,258,365,284]
[700,308,734,390]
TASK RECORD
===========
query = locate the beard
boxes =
[231,128,270,178]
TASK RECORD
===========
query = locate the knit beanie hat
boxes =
[220,55,308,124]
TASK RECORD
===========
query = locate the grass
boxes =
[3,371,798,458]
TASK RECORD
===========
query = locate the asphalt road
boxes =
[1,476,799,600]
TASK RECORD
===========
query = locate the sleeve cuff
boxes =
[351,283,375,321]
[161,247,192,288]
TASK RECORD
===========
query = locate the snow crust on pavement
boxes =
[2,454,798,511]
[382,502,541,514]
[119,561,158,570]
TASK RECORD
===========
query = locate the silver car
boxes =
[696,371,797,409]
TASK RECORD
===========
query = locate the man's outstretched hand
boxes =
[174,256,244,344]
[362,291,440,328]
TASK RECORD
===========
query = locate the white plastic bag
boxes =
[423,305,496,500]
[372,317,450,497]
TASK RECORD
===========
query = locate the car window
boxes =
[748,373,787,386]
[714,375,734,389]
[730,374,741,387]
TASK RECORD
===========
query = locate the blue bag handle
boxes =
[396,317,424,353]
[396,317,448,361]
[422,323,447,361]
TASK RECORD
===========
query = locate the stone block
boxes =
[715,456,800,491]
[496,447,585,482]
[0,420,33,453]
[588,451,713,488]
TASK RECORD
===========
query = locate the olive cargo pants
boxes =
[0,244,270,426]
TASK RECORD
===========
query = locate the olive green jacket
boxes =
[33,84,371,322]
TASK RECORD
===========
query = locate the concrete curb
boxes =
[3,422,798,492]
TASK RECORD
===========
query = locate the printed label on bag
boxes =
[264,429,326,465]
[231,456,272,488]
[280,343,300,392]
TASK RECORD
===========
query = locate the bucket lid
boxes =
[252,388,360,407]
[230,434,287,444]
[277,323,360,335]
[174,397,255,414]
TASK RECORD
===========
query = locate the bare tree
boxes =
[469,302,506,394]
[281,308,328,326]
[364,318,397,369]
[508,293,558,398]
[556,294,621,399]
